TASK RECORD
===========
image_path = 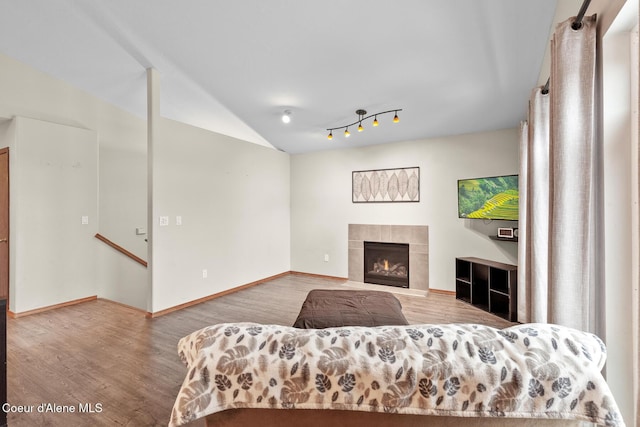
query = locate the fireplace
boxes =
[364,241,409,288]
[348,224,428,291]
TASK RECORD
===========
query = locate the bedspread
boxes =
[169,322,625,426]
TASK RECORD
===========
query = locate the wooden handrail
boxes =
[95,233,147,267]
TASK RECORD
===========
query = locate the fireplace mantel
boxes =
[348,224,428,291]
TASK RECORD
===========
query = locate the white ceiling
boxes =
[0,0,559,154]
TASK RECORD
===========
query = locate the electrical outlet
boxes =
[176,216,182,226]
[202,269,208,279]
[324,254,329,262]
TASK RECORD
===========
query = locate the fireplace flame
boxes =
[384,259,389,270]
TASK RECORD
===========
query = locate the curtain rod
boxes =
[541,0,592,94]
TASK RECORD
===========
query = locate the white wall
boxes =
[0,120,12,145]
[95,103,148,260]
[0,52,148,311]
[9,117,98,313]
[0,52,293,314]
[291,128,519,291]
[96,243,148,310]
[150,118,291,313]
[601,1,638,422]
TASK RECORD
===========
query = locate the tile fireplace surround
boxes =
[348,224,429,291]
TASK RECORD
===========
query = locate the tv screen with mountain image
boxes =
[458,175,519,221]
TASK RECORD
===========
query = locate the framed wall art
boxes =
[352,167,420,203]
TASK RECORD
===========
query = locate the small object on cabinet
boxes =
[497,227,514,238]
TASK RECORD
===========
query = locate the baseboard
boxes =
[6,271,436,319]
[8,295,98,318]
[98,298,147,315]
[428,288,456,296]
[146,271,292,318]
[289,271,348,281]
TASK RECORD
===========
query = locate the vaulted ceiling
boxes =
[0,1,558,154]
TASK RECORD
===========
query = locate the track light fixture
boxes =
[281,110,292,124]
[326,108,402,140]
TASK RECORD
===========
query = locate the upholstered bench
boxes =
[292,289,409,328]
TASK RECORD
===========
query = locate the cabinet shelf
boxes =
[455,257,517,322]
[490,288,510,298]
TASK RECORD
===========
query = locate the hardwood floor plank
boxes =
[6,274,513,426]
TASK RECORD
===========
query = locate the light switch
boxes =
[176,216,182,226]
[81,216,89,225]
[159,216,169,226]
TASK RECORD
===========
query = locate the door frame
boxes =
[0,148,9,309]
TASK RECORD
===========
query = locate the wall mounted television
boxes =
[457,174,519,221]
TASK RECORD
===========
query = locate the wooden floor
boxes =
[6,274,513,426]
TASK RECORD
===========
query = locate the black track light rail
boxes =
[326,109,403,132]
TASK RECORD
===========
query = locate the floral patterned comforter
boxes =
[169,322,624,426]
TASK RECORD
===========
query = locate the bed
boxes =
[169,322,625,427]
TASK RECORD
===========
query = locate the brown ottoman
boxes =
[292,289,409,329]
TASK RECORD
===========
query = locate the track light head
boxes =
[282,110,292,124]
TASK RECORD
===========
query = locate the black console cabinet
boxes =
[455,257,517,322]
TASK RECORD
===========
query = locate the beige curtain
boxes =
[636,17,640,427]
[518,88,550,324]
[518,15,602,335]
[517,120,528,321]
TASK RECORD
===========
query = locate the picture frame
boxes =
[352,167,420,203]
